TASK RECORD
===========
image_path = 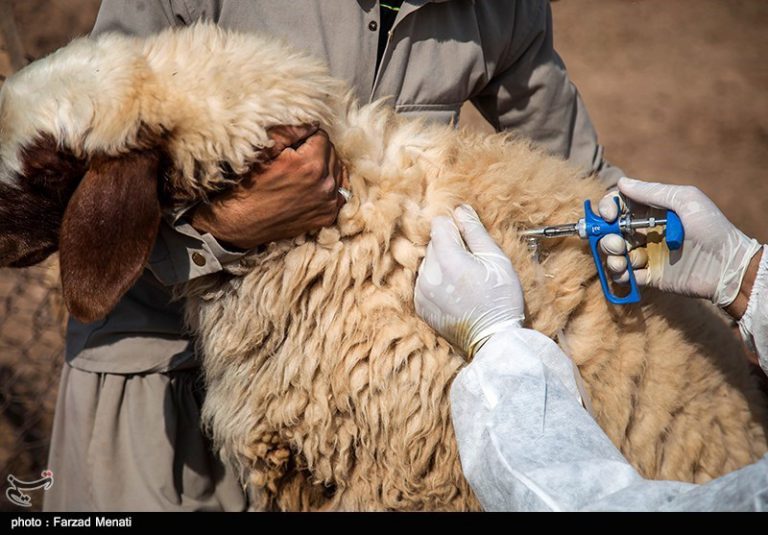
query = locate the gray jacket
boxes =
[67,0,622,373]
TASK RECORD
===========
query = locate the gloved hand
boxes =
[597,177,762,308]
[414,204,525,358]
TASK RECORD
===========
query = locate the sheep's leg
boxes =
[0,0,26,73]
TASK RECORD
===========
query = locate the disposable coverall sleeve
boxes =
[470,1,622,188]
[450,327,768,511]
[739,246,768,374]
[91,0,244,286]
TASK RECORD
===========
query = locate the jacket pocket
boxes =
[394,103,461,126]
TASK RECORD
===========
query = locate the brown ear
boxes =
[60,150,162,323]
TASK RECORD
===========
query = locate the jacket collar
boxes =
[394,0,455,29]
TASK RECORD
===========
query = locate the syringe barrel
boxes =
[619,216,667,232]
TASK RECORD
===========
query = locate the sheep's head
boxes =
[0,24,348,323]
[0,40,166,323]
[0,130,165,323]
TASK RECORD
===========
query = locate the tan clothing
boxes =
[44,363,247,511]
[49,0,623,511]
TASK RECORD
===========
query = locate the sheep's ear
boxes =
[59,150,162,323]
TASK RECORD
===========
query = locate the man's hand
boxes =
[191,125,349,250]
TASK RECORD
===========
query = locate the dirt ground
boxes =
[0,0,765,509]
[553,0,767,243]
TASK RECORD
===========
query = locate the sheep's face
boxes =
[0,135,86,268]
[0,34,171,324]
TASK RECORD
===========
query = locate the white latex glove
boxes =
[414,204,525,358]
[598,177,762,307]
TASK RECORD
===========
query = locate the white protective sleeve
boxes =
[739,245,768,375]
[450,328,768,511]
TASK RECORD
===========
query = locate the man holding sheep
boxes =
[45,0,640,511]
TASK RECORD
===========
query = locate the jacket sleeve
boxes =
[471,0,622,188]
[92,0,244,285]
[450,327,768,511]
[739,245,768,374]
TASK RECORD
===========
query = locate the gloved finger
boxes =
[597,190,625,222]
[611,268,632,285]
[611,267,651,286]
[606,254,627,275]
[629,248,648,269]
[605,246,649,274]
[415,241,442,293]
[599,234,627,255]
[415,240,432,279]
[453,204,505,257]
[617,176,680,211]
[429,215,467,258]
[600,231,647,254]
[414,264,439,323]
[605,247,647,271]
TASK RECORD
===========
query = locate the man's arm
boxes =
[471,0,622,188]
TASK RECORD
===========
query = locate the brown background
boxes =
[0,0,766,509]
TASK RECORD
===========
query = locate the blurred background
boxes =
[0,0,766,510]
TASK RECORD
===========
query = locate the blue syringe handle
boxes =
[664,210,684,250]
[584,199,641,305]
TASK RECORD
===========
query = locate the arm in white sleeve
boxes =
[738,245,768,374]
[450,327,768,511]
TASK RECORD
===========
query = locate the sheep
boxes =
[0,24,765,511]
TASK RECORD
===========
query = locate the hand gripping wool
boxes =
[0,24,766,511]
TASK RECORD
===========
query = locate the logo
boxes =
[5,470,54,508]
